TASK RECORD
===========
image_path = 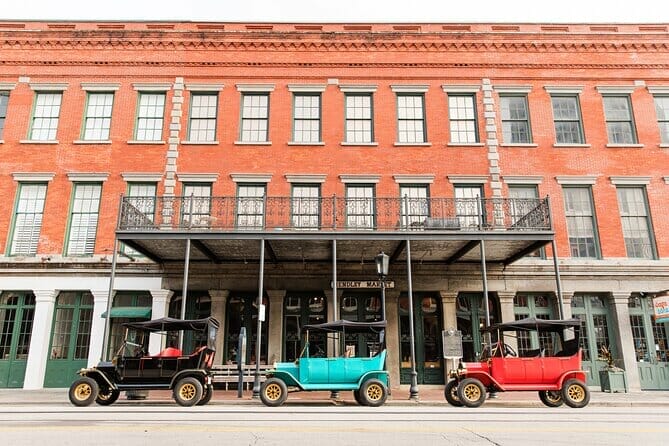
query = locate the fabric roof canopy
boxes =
[100,306,152,319]
[303,319,386,333]
[482,317,581,333]
[121,316,220,332]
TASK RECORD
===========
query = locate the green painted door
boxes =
[571,294,614,387]
[399,293,444,385]
[224,294,269,365]
[0,291,36,388]
[629,294,669,390]
[513,293,556,355]
[456,293,500,362]
[44,291,94,388]
[340,291,383,358]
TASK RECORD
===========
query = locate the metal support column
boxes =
[179,238,191,350]
[480,239,491,345]
[252,239,265,398]
[330,239,340,400]
[406,239,419,400]
[101,238,119,361]
[551,239,565,319]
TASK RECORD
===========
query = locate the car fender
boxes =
[170,369,209,388]
[557,370,588,387]
[78,367,116,390]
[266,370,302,388]
[357,370,389,387]
[460,370,501,390]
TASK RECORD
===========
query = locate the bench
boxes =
[211,364,272,390]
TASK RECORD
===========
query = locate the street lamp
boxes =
[375,251,389,321]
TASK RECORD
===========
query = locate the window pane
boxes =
[10,183,47,256]
[500,95,531,143]
[189,93,218,142]
[136,93,165,141]
[292,184,320,229]
[83,93,114,140]
[345,94,373,143]
[237,184,266,229]
[66,183,102,256]
[0,91,8,139]
[603,96,637,144]
[448,94,477,143]
[551,95,584,144]
[346,185,375,229]
[654,96,669,144]
[397,94,425,143]
[399,185,429,228]
[563,187,598,258]
[31,93,62,140]
[293,94,321,143]
[617,187,654,259]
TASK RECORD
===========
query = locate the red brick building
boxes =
[1,21,668,392]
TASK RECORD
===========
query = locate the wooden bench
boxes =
[211,364,272,390]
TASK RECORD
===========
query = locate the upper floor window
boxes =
[616,186,655,259]
[454,185,484,229]
[181,183,212,227]
[9,183,47,256]
[292,94,321,143]
[551,95,585,144]
[399,185,429,228]
[0,91,8,140]
[82,92,114,140]
[66,183,102,256]
[396,94,426,143]
[653,95,669,144]
[135,93,165,141]
[188,93,218,142]
[121,182,157,256]
[240,94,270,142]
[602,95,637,144]
[291,184,320,229]
[344,94,373,143]
[237,184,266,229]
[508,184,543,257]
[346,184,375,230]
[500,95,532,144]
[448,94,478,144]
[30,92,62,141]
[562,186,599,258]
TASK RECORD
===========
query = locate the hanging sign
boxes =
[652,291,669,323]
[332,280,395,289]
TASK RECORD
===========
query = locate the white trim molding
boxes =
[391,85,429,93]
[288,84,327,93]
[393,175,435,184]
[494,85,532,94]
[121,173,163,182]
[339,175,381,184]
[448,175,488,184]
[442,85,480,93]
[185,83,224,92]
[0,82,17,90]
[132,83,172,91]
[178,173,220,183]
[648,86,669,95]
[596,85,637,94]
[544,85,584,94]
[664,176,669,185]
[80,83,120,91]
[503,175,544,185]
[29,83,68,91]
[339,85,378,93]
[230,173,273,183]
[609,176,652,186]
[67,173,109,182]
[285,174,327,183]
[12,172,55,182]
[555,175,598,185]
[236,84,275,92]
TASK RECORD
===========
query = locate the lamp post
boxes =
[375,251,389,321]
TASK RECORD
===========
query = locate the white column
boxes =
[148,289,173,354]
[439,291,459,378]
[266,290,285,364]
[611,292,641,391]
[208,289,229,365]
[89,289,112,367]
[384,289,400,389]
[23,289,56,389]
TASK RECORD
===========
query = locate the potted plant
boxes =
[598,345,628,393]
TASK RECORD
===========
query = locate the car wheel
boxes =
[69,377,99,407]
[173,377,203,407]
[197,384,214,406]
[561,379,590,408]
[456,378,487,408]
[353,389,367,406]
[538,390,563,407]
[360,379,388,407]
[260,378,288,407]
[95,387,120,406]
[444,379,463,407]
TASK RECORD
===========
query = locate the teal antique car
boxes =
[260,320,389,407]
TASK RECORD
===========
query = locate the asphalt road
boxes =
[0,403,666,445]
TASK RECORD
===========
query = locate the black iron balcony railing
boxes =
[118,196,551,232]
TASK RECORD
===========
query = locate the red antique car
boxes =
[445,317,590,408]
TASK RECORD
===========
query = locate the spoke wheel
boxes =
[173,377,203,407]
[444,379,463,407]
[260,378,288,407]
[538,390,563,407]
[95,387,120,406]
[561,378,590,408]
[456,378,487,408]
[68,377,99,407]
[360,379,388,407]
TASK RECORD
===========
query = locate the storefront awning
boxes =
[101,306,152,319]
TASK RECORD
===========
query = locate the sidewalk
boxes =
[2,386,669,407]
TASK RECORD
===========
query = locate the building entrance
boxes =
[0,291,35,388]
[629,294,669,390]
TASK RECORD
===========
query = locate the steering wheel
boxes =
[503,343,518,357]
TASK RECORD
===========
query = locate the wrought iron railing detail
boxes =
[117,196,552,232]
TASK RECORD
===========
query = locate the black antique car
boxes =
[68,317,219,407]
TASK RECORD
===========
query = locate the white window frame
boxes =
[134,92,166,142]
[66,182,103,256]
[9,182,48,256]
[81,92,114,141]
